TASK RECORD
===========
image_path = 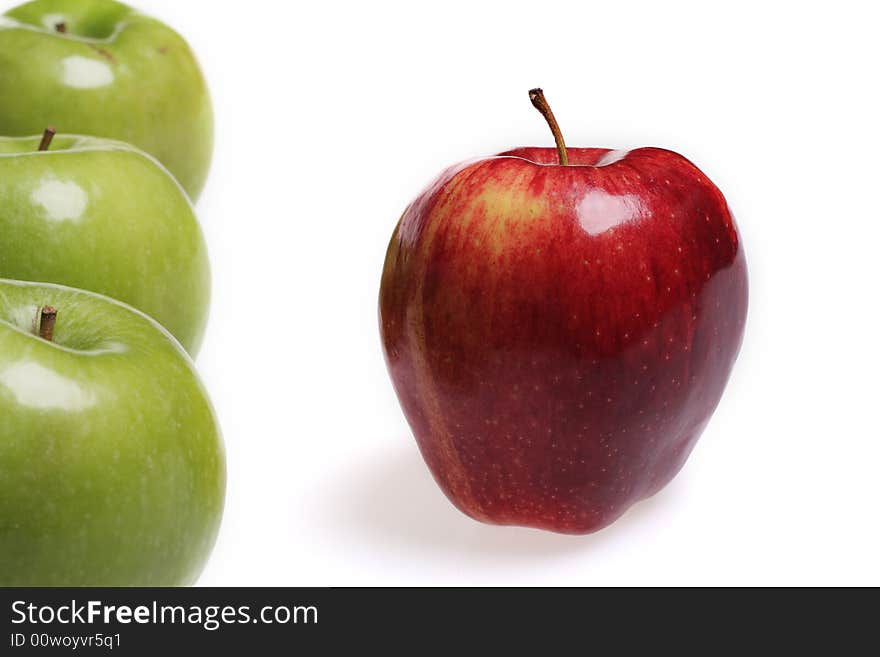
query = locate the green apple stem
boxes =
[528,88,569,165]
[38,126,56,152]
[38,306,57,342]
[55,22,67,33]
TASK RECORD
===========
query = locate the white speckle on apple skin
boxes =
[60,55,114,89]
[30,178,88,222]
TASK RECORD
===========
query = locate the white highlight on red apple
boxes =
[595,149,630,166]
[575,189,644,235]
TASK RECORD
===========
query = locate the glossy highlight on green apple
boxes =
[0,130,211,355]
[0,0,213,200]
[0,279,225,586]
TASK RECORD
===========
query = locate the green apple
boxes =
[0,279,224,586]
[0,131,210,355]
[0,0,213,200]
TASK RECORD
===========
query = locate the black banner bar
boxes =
[0,587,874,652]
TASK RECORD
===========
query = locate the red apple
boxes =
[380,90,747,534]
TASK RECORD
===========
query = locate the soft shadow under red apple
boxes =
[318,443,689,563]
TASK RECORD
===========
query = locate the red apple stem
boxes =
[528,88,569,165]
[38,126,56,152]
[38,306,57,342]
[55,22,67,33]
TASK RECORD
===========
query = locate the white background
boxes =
[38,0,880,585]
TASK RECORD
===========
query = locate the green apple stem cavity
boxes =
[37,125,55,151]
[528,88,569,165]
[36,305,56,341]
[54,21,65,33]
